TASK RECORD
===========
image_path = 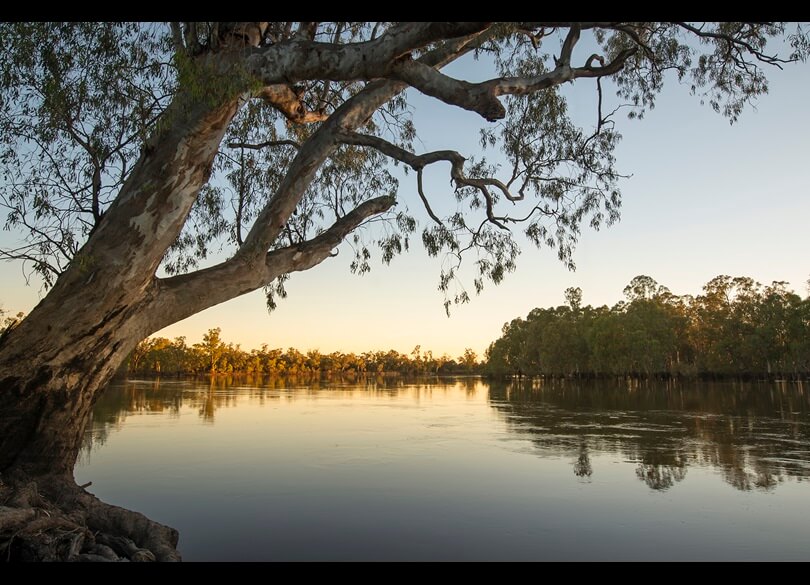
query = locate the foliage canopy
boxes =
[1,22,806,310]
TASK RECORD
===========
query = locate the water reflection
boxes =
[573,441,592,480]
[488,378,810,492]
[83,376,810,494]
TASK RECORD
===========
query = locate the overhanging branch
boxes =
[241,22,631,123]
[244,22,492,86]
[153,196,396,332]
[266,195,396,273]
[337,131,520,229]
[389,35,636,121]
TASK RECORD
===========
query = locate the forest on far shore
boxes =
[6,273,806,381]
[124,328,482,378]
[484,274,810,379]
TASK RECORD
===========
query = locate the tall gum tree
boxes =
[0,22,806,561]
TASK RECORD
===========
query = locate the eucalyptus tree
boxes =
[0,22,806,561]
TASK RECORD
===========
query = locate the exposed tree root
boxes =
[0,471,180,562]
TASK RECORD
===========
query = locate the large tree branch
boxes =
[558,24,581,67]
[244,22,491,85]
[153,196,395,330]
[243,22,634,123]
[389,58,507,122]
[151,32,490,331]
[390,40,636,121]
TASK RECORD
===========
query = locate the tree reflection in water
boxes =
[489,378,809,492]
[81,376,810,493]
[573,441,593,480]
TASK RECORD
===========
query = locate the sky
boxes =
[2,34,809,359]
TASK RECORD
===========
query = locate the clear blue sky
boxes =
[2,44,809,359]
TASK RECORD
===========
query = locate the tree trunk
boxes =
[0,283,186,561]
[0,88,242,561]
[0,90,241,475]
[0,294,150,476]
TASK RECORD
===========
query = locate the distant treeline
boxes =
[484,275,810,379]
[125,328,481,377]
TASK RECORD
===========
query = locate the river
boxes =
[75,376,810,561]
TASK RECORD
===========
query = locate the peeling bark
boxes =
[243,22,490,85]
[258,85,329,124]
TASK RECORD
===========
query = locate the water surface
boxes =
[75,377,810,561]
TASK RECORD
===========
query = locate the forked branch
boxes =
[337,131,520,229]
[389,40,636,121]
[257,85,329,124]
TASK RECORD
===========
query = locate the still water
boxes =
[75,377,810,561]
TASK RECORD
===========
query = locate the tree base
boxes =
[0,471,180,562]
